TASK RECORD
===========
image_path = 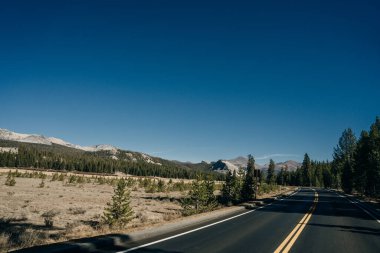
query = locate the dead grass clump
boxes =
[64,221,82,235]
[163,212,180,221]
[30,207,40,214]
[0,233,10,252]
[67,207,86,215]
[7,191,15,196]
[38,179,45,188]
[135,212,149,223]
[19,212,29,222]
[41,210,60,228]
[18,228,47,249]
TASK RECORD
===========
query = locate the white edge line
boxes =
[117,209,256,252]
[118,189,300,252]
[349,200,380,224]
[338,193,380,224]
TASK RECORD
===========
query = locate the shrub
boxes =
[14,170,22,177]
[68,175,77,184]
[140,178,151,188]
[76,176,85,184]
[58,174,65,181]
[145,183,157,193]
[97,177,106,185]
[5,172,16,186]
[126,178,136,187]
[44,218,53,227]
[258,183,280,195]
[38,172,47,179]
[51,173,59,181]
[171,181,186,192]
[38,179,45,188]
[157,180,166,192]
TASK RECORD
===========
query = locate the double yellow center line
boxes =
[274,190,319,253]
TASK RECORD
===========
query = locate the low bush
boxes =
[41,210,60,228]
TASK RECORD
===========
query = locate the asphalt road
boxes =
[16,188,380,253]
[117,188,380,253]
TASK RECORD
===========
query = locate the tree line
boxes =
[332,117,380,196]
[0,141,224,180]
[220,116,380,200]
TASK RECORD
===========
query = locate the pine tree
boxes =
[354,131,370,195]
[301,154,312,187]
[103,178,133,228]
[332,128,357,190]
[204,176,217,210]
[322,164,333,188]
[341,160,353,193]
[241,155,256,201]
[222,170,243,205]
[221,171,234,205]
[267,159,276,185]
[231,170,242,203]
[277,166,285,186]
[353,117,380,196]
[367,119,380,196]
[181,175,217,215]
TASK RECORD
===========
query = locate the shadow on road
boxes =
[12,228,183,253]
[13,233,137,253]
[306,222,380,236]
[254,189,379,222]
[126,248,182,253]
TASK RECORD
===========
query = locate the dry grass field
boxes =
[0,168,293,252]
[0,168,193,252]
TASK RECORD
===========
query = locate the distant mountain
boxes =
[211,157,264,174]
[275,160,301,171]
[0,128,218,176]
[211,156,300,174]
[0,129,118,153]
[0,128,300,176]
[227,156,249,168]
[0,129,171,166]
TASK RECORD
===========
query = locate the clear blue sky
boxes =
[1,0,379,164]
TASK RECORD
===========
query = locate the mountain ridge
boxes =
[211,157,301,174]
[0,128,118,153]
[0,129,300,173]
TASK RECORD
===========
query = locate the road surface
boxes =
[118,188,380,253]
[16,188,380,253]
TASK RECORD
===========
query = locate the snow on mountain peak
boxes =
[81,144,119,154]
[0,128,29,140]
[0,129,120,153]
